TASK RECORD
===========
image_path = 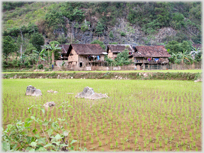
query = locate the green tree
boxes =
[24,43,37,55]
[29,33,44,51]
[3,36,17,62]
[165,40,182,54]
[109,31,114,39]
[104,55,115,66]
[95,22,104,35]
[114,49,132,66]
[45,10,65,28]
[90,40,106,50]
[71,7,85,23]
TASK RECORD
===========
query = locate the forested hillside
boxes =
[2,2,202,68]
[3,2,201,45]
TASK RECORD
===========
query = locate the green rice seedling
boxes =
[122,145,125,151]
[115,141,118,147]
[154,144,156,149]
[134,138,137,144]
[159,141,162,147]
[195,147,198,151]
[128,144,130,148]
[183,146,186,151]
[99,141,102,147]
[144,142,146,148]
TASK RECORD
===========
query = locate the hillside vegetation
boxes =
[3,2,201,45]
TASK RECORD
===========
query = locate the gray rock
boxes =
[76,87,108,100]
[25,85,42,97]
[43,101,56,108]
[47,89,58,93]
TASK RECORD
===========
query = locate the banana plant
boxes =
[44,41,61,65]
[177,50,193,64]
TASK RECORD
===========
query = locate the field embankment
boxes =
[3,72,202,80]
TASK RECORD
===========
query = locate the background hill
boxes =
[3,2,201,46]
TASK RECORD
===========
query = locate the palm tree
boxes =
[43,41,61,65]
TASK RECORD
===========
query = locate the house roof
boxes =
[107,44,134,53]
[133,46,171,58]
[68,44,105,55]
[59,44,70,54]
[192,44,202,49]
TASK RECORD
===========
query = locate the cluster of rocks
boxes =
[26,85,107,110]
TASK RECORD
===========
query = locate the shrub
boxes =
[90,40,106,50]
[38,64,43,69]
[120,32,126,36]
[109,31,114,39]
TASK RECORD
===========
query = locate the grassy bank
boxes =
[2,69,202,74]
[3,72,201,80]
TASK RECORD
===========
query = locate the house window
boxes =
[79,62,82,67]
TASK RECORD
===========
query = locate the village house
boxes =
[67,44,107,69]
[106,44,135,61]
[55,44,69,67]
[133,46,171,70]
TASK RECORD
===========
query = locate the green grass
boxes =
[2,79,202,151]
[2,69,202,74]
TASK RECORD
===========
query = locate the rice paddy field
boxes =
[2,79,202,151]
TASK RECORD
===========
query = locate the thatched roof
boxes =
[133,46,171,58]
[107,44,134,53]
[59,44,69,54]
[68,44,105,55]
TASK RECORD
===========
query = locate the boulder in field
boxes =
[25,85,42,97]
[75,87,108,100]
[43,101,56,108]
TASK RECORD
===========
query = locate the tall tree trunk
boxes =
[52,51,54,65]
[20,29,23,59]
[48,50,50,65]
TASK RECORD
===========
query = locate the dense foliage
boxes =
[105,49,133,66]
[2,2,201,44]
[29,33,45,51]
[3,36,17,61]
[90,40,106,50]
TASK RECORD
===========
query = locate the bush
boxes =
[120,32,126,36]
[109,31,114,39]
[44,67,49,71]
[90,40,106,50]
[38,64,43,69]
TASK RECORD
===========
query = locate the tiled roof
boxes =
[133,46,171,57]
[68,44,105,55]
[192,44,202,49]
[107,44,134,53]
[59,44,69,54]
